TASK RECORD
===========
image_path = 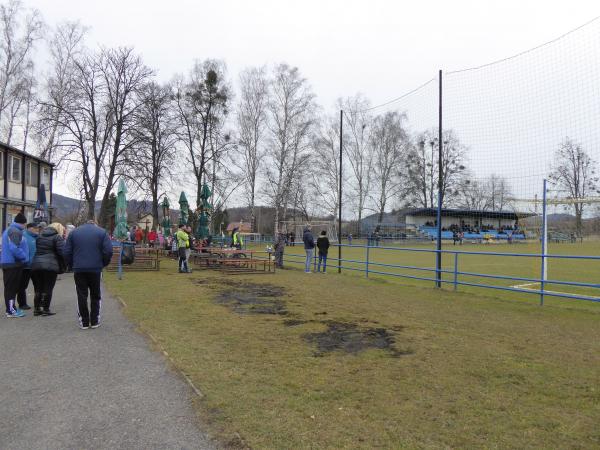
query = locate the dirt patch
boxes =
[214,281,288,315]
[283,319,310,327]
[302,321,411,357]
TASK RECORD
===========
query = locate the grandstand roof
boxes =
[406,208,534,220]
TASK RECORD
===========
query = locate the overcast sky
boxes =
[28,0,597,109]
[26,0,600,210]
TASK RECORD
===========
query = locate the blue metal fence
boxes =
[274,243,600,305]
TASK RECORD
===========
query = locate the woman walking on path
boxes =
[31,223,66,316]
[316,230,330,273]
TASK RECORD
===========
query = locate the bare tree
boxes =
[35,21,87,162]
[174,59,229,209]
[369,111,408,222]
[40,52,108,220]
[312,112,340,218]
[485,174,512,211]
[0,0,43,145]
[264,63,316,233]
[39,47,152,223]
[236,66,268,231]
[340,94,372,236]
[549,137,598,235]
[405,128,467,208]
[131,82,178,226]
[96,47,153,226]
[456,174,488,210]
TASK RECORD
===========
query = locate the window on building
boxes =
[25,160,39,187]
[41,166,50,188]
[9,155,21,183]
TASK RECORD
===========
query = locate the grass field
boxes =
[249,240,600,306]
[105,251,600,449]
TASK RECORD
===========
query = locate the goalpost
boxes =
[509,179,600,302]
[280,221,339,243]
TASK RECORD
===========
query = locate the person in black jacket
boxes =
[316,230,330,273]
[63,220,113,329]
[302,226,315,273]
[31,223,66,316]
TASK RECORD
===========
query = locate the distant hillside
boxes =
[52,194,154,223]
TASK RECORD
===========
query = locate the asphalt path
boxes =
[0,272,215,450]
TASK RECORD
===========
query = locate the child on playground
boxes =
[316,230,330,273]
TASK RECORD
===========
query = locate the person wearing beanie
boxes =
[1,212,30,318]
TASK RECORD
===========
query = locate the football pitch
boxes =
[255,240,600,306]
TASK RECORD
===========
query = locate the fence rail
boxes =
[275,243,600,304]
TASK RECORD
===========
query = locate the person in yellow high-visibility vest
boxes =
[176,224,190,273]
[231,227,243,250]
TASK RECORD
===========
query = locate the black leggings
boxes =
[31,270,58,307]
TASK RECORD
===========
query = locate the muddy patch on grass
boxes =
[283,318,310,327]
[302,321,411,357]
[214,281,288,315]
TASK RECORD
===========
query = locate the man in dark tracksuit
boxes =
[1,213,29,317]
[63,220,113,329]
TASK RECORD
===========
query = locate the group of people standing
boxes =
[302,226,330,273]
[271,226,330,272]
[1,213,113,329]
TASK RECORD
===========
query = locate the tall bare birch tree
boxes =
[236,66,268,230]
[264,63,315,233]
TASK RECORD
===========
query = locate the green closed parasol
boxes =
[161,196,171,237]
[114,179,128,240]
[179,191,189,225]
[196,183,212,239]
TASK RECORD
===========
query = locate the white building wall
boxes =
[7,181,21,199]
[25,186,37,202]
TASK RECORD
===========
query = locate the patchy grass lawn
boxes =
[105,259,600,449]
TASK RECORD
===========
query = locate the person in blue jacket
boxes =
[302,225,315,273]
[1,213,29,318]
[16,222,41,311]
[63,220,113,329]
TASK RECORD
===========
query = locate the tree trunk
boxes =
[86,197,96,221]
[151,188,159,231]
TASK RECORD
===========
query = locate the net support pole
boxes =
[435,69,443,288]
[540,178,548,306]
[338,109,343,274]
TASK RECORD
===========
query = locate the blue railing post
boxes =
[366,244,370,278]
[453,252,458,291]
[118,244,123,280]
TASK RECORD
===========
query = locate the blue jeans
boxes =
[305,248,314,272]
[318,253,327,272]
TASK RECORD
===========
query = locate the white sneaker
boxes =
[79,324,89,330]
[91,324,100,329]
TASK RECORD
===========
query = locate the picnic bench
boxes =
[106,245,161,272]
[190,248,274,274]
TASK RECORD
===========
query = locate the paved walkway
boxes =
[0,273,214,450]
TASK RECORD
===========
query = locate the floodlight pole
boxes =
[540,179,548,306]
[339,109,343,274]
[436,70,443,288]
